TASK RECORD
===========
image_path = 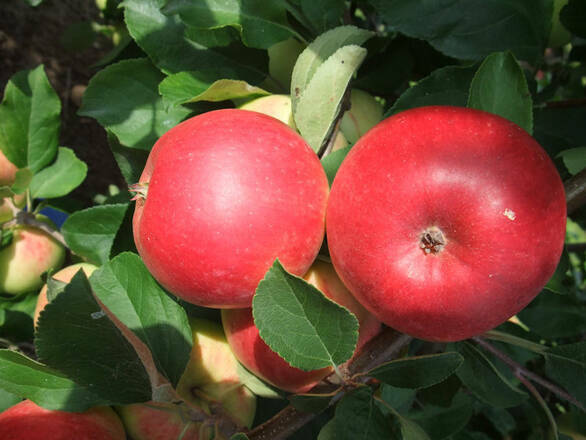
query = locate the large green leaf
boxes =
[456,342,527,408]
[368,352,463,390]
[61,204,129,265]
[300,0,345,34]
[252,260,358,371]
[90,253,193,388]
[411,393,475,440]
[29,147,87,199]
[389,65,477,116]
[369,0,551,62]
[0,65,60,172]
[468,52,533,134]
[334,387,392,439]
[163,0,295,49]
[123,0,267,79]
[0,350,110,412]
[544,342,586,407]
[79,58,190,151]
[35,272,152,404]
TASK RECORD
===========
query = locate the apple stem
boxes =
[419,226,446,255]
[472,336,585,412]
[129,182,149,201]
[2,210,68,248]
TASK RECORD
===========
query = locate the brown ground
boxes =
[0,0,126,206]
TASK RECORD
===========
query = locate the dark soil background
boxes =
[0,0,126,206]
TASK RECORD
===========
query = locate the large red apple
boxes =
[221,260,382,393]
[326,106,567,342]
[0,399,125,440]
[133,109,329,308]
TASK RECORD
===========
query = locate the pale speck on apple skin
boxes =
[503,209,516,221]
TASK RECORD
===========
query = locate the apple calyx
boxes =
[419,226,446,255]
[129,182,149,201]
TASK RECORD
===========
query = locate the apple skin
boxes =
[133,109,329,308]
[339,89,384,144]
[0,399,126,440]
[0,149,25,223]
[267,37,305,91]
[326,106,567,342]
[221,261,382,394]
[118,318,256,440]
[0,216,66,296]
[33,263,99,326]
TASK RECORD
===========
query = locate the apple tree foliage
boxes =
[1,0,586,438]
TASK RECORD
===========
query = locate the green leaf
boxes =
[236,362,283,399]
[334,387,392,439]
[410,392,474,440]
[29,147,87,199]
[230,434,250,440]
[389,65,477,116]
[35,271,152,405]
[79,58,190,151]
[160,72,269,107]
[252,260,359,371]
[456,342,527,408]
[300,0,345,33]
[379,384,416,413]
[45,277,68,303]
[544,342,586,407]
[544,250,571,295]
[107,131,149,185]
[322,146,351,186]
[518,292,586,339]
[369,0,551,62]
[318,419,336,440]
[0,292,37,342]
[61,204,129,265]
[534,107,586,157]
[163,0,294,49]
[10,169,33,195]
[480,406,517,437]
[289,393,333,413]
[90,253,193,388]
[123,0,267,79]
[559,147,586,175]
[0,350,110,411]
[291,25,373,113]
[560,0,586,38]
[0,388,20,413]
[0,65,60,172]
[294,45,367,153]
[369,352,463,390]
[467,52,533,134]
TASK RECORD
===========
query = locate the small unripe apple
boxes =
[339,89,384,144]
[33,262,99,326]
[221,261,382,394]
[268,37,305,91]
[0,399,125,440]
[133,109,329,308]
[118,318,256,440]
[0,216,66,296]
[327,106,567,342]
[0,150,18,187]
[240,94,349,150]
[0,149,25,224]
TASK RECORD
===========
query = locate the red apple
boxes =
[0,149,25,223]
[118,318,256,440]
[0,399,125,440]
[133,109,329,308]
[33,262,99,326]
[0,216,66,296]
[326,106,567,342]
[221,260,382,394]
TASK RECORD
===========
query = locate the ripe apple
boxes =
[0,216,66,296]
[0,150,25,224]
[326,106,567,342]
[33,262,99,326]
[133,109,329,308]
[118,318,256,440]
[221,260,382,394]
[0,399,125,440]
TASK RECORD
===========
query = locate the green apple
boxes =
[33,263,99,326]
[118,318,256,440]
[268,38,305,91]
[339,89,384,144]
[0,216,66,296]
